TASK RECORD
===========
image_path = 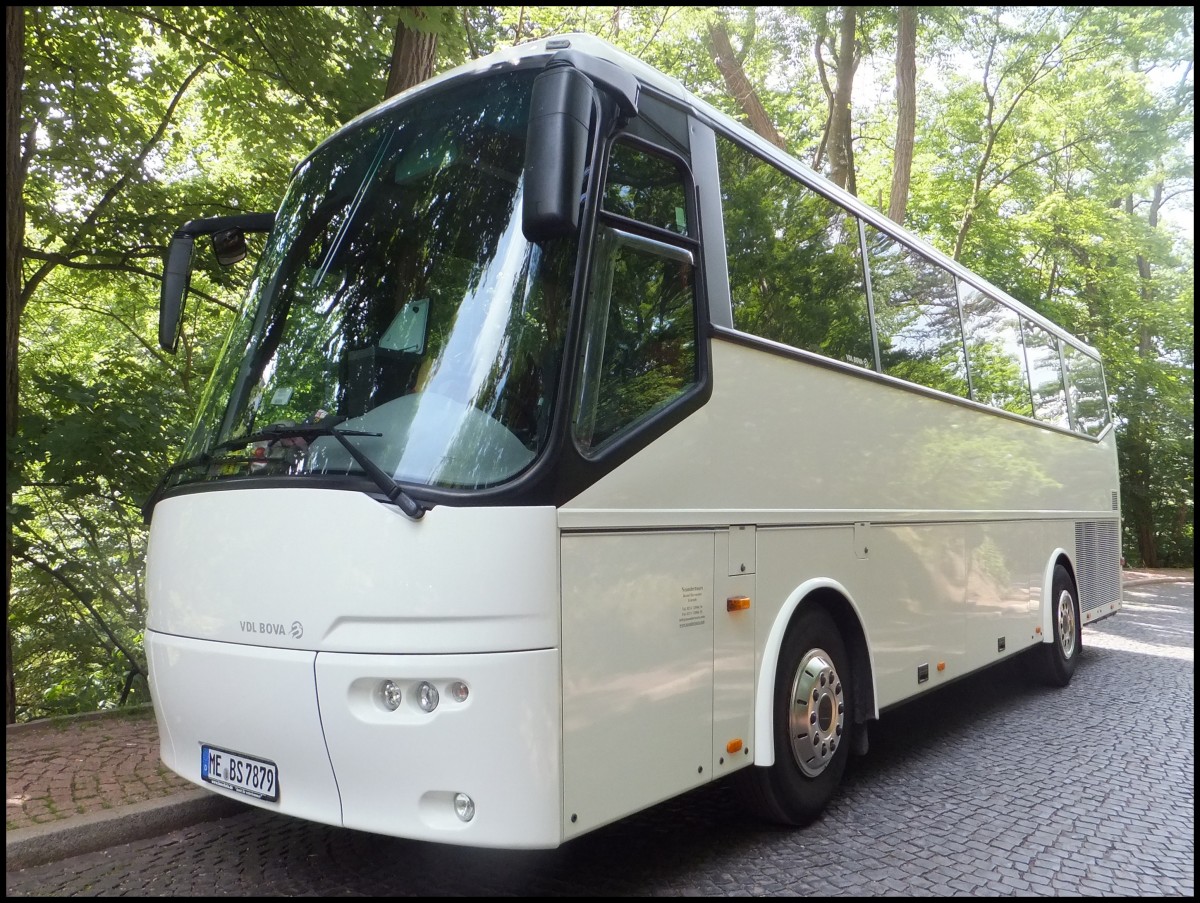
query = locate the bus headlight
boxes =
[454,792,475,822]
[379,679,402,711]
[417,680,439,712]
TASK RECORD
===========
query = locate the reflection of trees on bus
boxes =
[865,224,969,398]
[718,135,874,370]
[1021,318,1069,429]
[959,287,1033,416]
[713,126,1108,444]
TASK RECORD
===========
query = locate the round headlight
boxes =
[379,680,402,711]
[417,680,439,713]
[454,792,475,822]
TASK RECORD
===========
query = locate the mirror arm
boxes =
[157,212,277,353]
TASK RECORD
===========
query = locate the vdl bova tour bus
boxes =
[144,34,1123,848]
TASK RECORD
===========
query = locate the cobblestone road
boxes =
[6,581,1193,896]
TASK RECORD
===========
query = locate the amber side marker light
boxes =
[726,739,743,754]
[727,595,751,612]
[936,661,946,672]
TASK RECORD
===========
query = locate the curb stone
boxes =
[6,789,245,871]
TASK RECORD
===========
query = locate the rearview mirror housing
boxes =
[521,50,640,243]
[522,62,596,242]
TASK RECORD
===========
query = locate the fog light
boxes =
[454,792,475,822]
[379,680,402,711]
[417,680,439,713]
[449,681,469,703]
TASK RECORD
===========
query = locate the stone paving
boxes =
[5,708,191,833]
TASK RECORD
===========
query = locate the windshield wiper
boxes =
[141,416,426,522]
[252,417,426,520]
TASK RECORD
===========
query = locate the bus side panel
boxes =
[962,522,1040,663]
[560,339,1120,520]
[560,530,715,839]
[757,525,970,713]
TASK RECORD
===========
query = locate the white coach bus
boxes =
[144,34,1123,848]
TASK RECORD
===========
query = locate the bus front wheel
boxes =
[1041,564,1081,687]
[743,606,852,826]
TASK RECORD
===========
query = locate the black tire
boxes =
[1041,564,1081,687]
[742,606,852,826]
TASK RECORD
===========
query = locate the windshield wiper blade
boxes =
[142,417,426,522]
[254,417,426,520]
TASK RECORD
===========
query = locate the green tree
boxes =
[8,6,415,721]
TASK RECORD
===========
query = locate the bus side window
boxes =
[864,225,970,399]
[1021,319,1070,429]
[715,134,873,370]
[573,228,698,453]
[958,286,1034,417]
[1062,342,1110,436]
[574,138,700,455]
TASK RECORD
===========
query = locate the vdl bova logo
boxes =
[238,619,304,639]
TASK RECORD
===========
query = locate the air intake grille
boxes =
[1111,491,1119,511]
[1075,520,1121,613]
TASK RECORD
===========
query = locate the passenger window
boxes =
[1062,343,1110,436]
[1022,319,1070,428]
[865,226,969,398]
[958,286,1034,417]
[717,135,873,369]
[573,228,698,453]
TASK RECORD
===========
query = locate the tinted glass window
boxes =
[717,136,873,369]
[1022,319,1070,428]
[573,229,698,452]
[865,226,969,397]
[174,70,576,492]
[603,141,690,235]
[1063,343,1110,436]
[958,286,1033,417]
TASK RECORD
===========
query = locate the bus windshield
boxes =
[178,69,576,494]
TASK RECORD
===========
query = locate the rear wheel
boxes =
[1041,564,1081,687]
[743,606,852,825]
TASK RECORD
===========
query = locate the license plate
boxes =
[200,745,279,802]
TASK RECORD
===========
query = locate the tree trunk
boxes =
[6,5,25,725]
[826,7,858,194]
[1128,185,1163,567]
[707,20,787,151]
[385,8,438,100]
[887,7,916,224]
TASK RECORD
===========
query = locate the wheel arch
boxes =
[1040,549,1077,644]
[753,579,877,767]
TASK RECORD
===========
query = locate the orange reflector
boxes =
[727,595,751,612]
[1035,626,1042,634]
[936,662,946,672]
[726,739,743,754]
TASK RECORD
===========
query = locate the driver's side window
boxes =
[573,139,700,454]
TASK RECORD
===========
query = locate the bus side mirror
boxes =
[157,212,276,354]
[159,233,195,353]
[212,228,248,266]
[522,62,596,242]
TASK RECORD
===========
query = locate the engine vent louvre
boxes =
[1075,520,1121,613]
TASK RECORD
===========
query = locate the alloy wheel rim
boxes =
[788,647,845,778]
